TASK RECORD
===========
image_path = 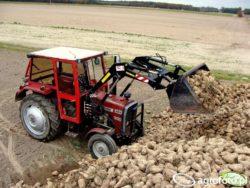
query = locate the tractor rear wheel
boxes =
[20,94,61,141]
[88,134,118,159]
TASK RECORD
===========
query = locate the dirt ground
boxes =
[0,49,166,187]
[1,23,250,75]
[1,2,250,47]
[0,3,250,74]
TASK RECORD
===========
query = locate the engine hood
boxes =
[91,91,132,109]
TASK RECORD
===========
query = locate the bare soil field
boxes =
[0,3,250,75]
[0,23,250,75]
[1,2,250,47]
[0,49,166,187]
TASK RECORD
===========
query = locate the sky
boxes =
[107,0,250,8]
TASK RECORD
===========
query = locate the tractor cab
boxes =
[17,47,107,124]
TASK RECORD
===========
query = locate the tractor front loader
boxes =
[91,55,209,113]
[15,47,209,158]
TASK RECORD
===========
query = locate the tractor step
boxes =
[65,131,79,138]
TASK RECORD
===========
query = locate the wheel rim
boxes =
[22,105,47,136]
[92,141,109,158]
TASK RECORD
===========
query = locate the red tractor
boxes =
[15,47,208,158]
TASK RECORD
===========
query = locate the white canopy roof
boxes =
[28,47,104,61]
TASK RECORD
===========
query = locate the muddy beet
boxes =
[188,70,225,112]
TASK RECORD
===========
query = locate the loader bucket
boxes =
[167,63,209,114]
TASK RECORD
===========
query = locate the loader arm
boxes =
[90,55,210,114]
[90,61,176,96]
[90,55,186,95]
[89,63,152,95]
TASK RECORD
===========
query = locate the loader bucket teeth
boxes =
[167,63,210,114]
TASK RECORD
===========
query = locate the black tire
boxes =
[20,94,61,141]
[88,134,118,159]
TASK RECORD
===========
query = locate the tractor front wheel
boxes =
[20,94,61,141]
[88,134,118,159]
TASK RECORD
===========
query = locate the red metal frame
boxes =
[51,59,80,124]
[25,59,32,78]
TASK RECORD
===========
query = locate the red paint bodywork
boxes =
[15,52,132,136]
[92,91,133,135]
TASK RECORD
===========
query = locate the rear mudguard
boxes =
[15,86,27,101]
[15,83,55,101]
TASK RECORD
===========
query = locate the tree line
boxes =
[3,0,250,15]
[97,1,249,15]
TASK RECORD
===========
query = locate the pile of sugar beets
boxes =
[15,71,250,188]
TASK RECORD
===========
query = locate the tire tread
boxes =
[20,93,61,142]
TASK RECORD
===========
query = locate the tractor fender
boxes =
[15,84,54,101]
[15,86,27,101]
[85,128,114,140]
